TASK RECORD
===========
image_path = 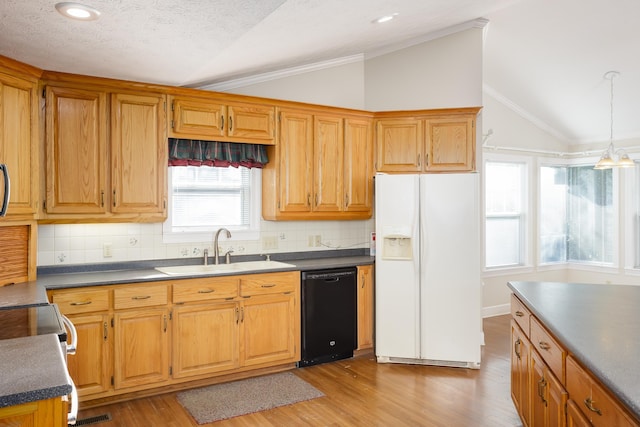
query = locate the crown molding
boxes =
[197,54,364,92]
[483,83,570,142]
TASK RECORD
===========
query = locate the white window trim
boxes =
[536,155,620,268]
[482,152,532,272]
[162,167,262,244]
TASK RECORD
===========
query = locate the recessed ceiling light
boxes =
[372,13,399,24]
[55,2,101,21]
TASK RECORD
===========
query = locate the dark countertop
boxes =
[0,334,72,407]
[0,282,50,309]
[507,281,640,420]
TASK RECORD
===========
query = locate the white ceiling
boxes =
[1,0,639,144]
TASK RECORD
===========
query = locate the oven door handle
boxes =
[67,380,78,425]
[61,314,77,355]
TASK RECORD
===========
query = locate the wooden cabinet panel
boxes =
[113,308,170,389]
[51,288,110,315]
[424,116,474,172]
[0,223,35,286]
[511,293,531,336]
[531,316,565,383]
[375,118,423,172]
[111,92,166,214]
[113,283,168,310]
[356,265,374,350]
[65,313,111,397]
[511,320,530,426]
[0,72,38,218]
[277,109,314,214]
[241,292,299,367]
[170,97,224,138]
[172,302,239,378]
[313,115,343,213]
[227,104,275,143]
[0,398,67,427]
[567,399,592,427]
[530,349,567,427]
[240,271,298,297]
[344,118,373,214]
[172,277,239,303]
[45,85,108,214]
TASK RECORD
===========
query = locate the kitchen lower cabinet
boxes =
[510,320,531,426]
[172,301,239,378]
[356,264,374,350]
[65,313,112,397]
[0,397,67,427]
[530,349,567,427]
[241,293,298,367]
[113,308,170,390]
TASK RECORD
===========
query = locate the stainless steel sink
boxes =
[155,260,295,276]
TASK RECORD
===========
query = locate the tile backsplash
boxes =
[37,219,374,266]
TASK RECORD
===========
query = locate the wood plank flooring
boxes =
[75,315,522,426]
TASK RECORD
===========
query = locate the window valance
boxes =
[168,138,269,168]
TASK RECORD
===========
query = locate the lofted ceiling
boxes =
[1,0,639,145]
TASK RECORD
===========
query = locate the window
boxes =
[163,166,261,242]
[540,164,614,265]
[485,159,527,268]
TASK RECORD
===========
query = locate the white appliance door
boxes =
[375,173,421,359]
[419,173,482,365]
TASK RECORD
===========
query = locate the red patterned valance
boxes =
[168,139,269,168]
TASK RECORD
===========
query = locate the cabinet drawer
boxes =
[114,284,168,310]
[530,316,565,383]
[172,277,239,303]
[52,289,110,314]
[510,294,531,337]
[240,271,298,297]
[566,356,637,427]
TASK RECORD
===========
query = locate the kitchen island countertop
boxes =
[508,280,640,421]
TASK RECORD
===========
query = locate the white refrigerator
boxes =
[375,173,482,368]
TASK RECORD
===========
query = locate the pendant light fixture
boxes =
[594,71,634,169]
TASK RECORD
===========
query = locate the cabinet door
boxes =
[547,369,568,427]
[241,292,299,367]
[111,92,167,214]
[0,398,66,427]
[375,118,423,172]
[313,115,343,213]
[169,96,225,139]
[172,302,239,378]
[356,265,374,350]
[277,110,313,213]
[424,116,475,172]
[66,313,112,397]
[344,118,373,215]
[114,308,170,389]
[228,103,275,144]
[0,72,37,217]
[567,399,592,427]
[510,320,531,426]
[45,85,108,213]
[530,349,548,427]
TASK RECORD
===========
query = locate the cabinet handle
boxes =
[163,315,167,332]
[515,310,524,317]
[101,190,104,207]
[113,190,116,207]
[307,193,311,207]
[538,341,551,350]
[235,307,239,324]
[70,301,92,306]
[537,377,547,406]
[261,284,276,288]
[315,193,318,207]
[229,116,233,132]
[198,289,215,294]
[103,322,108,341]
[361,274,365,288]
[240,307,244,322]
[417,153,421,168]
[131,295,151,300]
[514,338,521,360]
[584,398,602,416]
[221,116,224,131]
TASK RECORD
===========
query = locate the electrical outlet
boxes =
[308,235,315,247]
[315,235,322,247]
[103,243,113,258]
[262,236,278,250]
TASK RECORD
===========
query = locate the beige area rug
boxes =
[177,372,324,424]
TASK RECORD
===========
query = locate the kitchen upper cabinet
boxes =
[42,72,167,222]
[45,85,108,214]
[110,92,167,214]
[262,108,373,220]
[168,94,275,144]
[0,70,39,219]
[375,107,480,173]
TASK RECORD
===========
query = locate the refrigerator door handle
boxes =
[0,164,9,217]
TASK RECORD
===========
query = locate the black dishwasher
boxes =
[298,267,357,367]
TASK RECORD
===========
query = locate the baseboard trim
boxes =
[482,303,510,318]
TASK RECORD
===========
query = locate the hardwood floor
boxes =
[76,315,522,426]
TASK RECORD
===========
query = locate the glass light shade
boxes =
[594,153,615,169]
[617,152,635,168]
